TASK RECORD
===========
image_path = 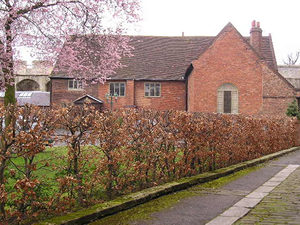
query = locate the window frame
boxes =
[109,82,126,97]
[68,79,83,90]
[144,82,161,97]
[217,83,238,114]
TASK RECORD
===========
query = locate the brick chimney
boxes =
[250,20,262,55]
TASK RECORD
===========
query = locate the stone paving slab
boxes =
[233,197,262,208]
[234,167,300,224]
[206,164,299,225]
[221,206,250,217]
[245,191,268,199]
[262,181,281,187]
[253,185,276,193]
[206,216,240,225]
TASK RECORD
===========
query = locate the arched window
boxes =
[217,83,238,114]
[16,79,40,91]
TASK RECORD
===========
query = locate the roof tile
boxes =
[52,35,277,81]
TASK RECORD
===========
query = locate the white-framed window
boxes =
[109,82,125,96]
[18,92,33,98]
[145,82,161,97]
[217,83,238,114]
[68,79,82,90]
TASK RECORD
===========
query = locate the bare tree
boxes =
[283,51,300,65]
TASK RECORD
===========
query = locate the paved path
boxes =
[91,149,300,225]
[234,166,300,225]
[207,164,300,225]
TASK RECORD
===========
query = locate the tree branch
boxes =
[16,0,85,17]
[284,51,300,65]
[21,14,55,41]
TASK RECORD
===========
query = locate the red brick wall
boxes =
[51,79,98,105]
[126,80,135,106]
[261,64,295,116]
[188,24,263,115]
[98,80,133,110]
[261,97,294,116]
[98,80,186,111]
[134,81,186,110]
[295,121,300,146]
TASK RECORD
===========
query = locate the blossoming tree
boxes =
[0,0,140,105]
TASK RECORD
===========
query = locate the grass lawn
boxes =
[6,146,68,197]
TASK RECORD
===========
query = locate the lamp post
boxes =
[105,93,118,111]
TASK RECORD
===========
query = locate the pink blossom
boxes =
[0,0,140,90]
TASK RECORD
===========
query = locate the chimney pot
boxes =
[252,20,256,28]
[182,32,184,37]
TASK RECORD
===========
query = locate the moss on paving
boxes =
[90,164,264,225]
[234,190,290,224]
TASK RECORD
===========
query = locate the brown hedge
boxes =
[0,105,296,224]
[90,109,296,195]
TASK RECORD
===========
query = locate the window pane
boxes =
[120,83,125,96]
[224,91,232,113]
[150,86,154,96]
[145,83,149,96]
[155,84,160,96]
[78,81,82,89]
[110,83,114,95]
[69,80,73,88]
[74,80,78,89]
[115,83,120,95]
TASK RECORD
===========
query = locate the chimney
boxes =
[250,20,262,55]
[182,32,184,37]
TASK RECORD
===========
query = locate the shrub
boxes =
[286,99,300,119]
[0,105,296,224]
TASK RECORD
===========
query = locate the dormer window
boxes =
[68,79,82,90]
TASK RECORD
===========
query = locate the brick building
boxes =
[50,21,296,116]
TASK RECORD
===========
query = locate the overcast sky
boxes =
[132,0,300,65]
[22,0,299,65]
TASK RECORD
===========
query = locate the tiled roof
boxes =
[278,65,300,89]
[52,34,277,81]
[251,35,278,70]
[278,65,300,79]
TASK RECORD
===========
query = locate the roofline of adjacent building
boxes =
[16,74,50,77]
[73,94,104,104]
[50,76,185,82]
[269,65,297,90]
[278,65,300,68]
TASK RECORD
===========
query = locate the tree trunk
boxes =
[4,84,15,107]
[0,159,7,220]
[3,16,16,108]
